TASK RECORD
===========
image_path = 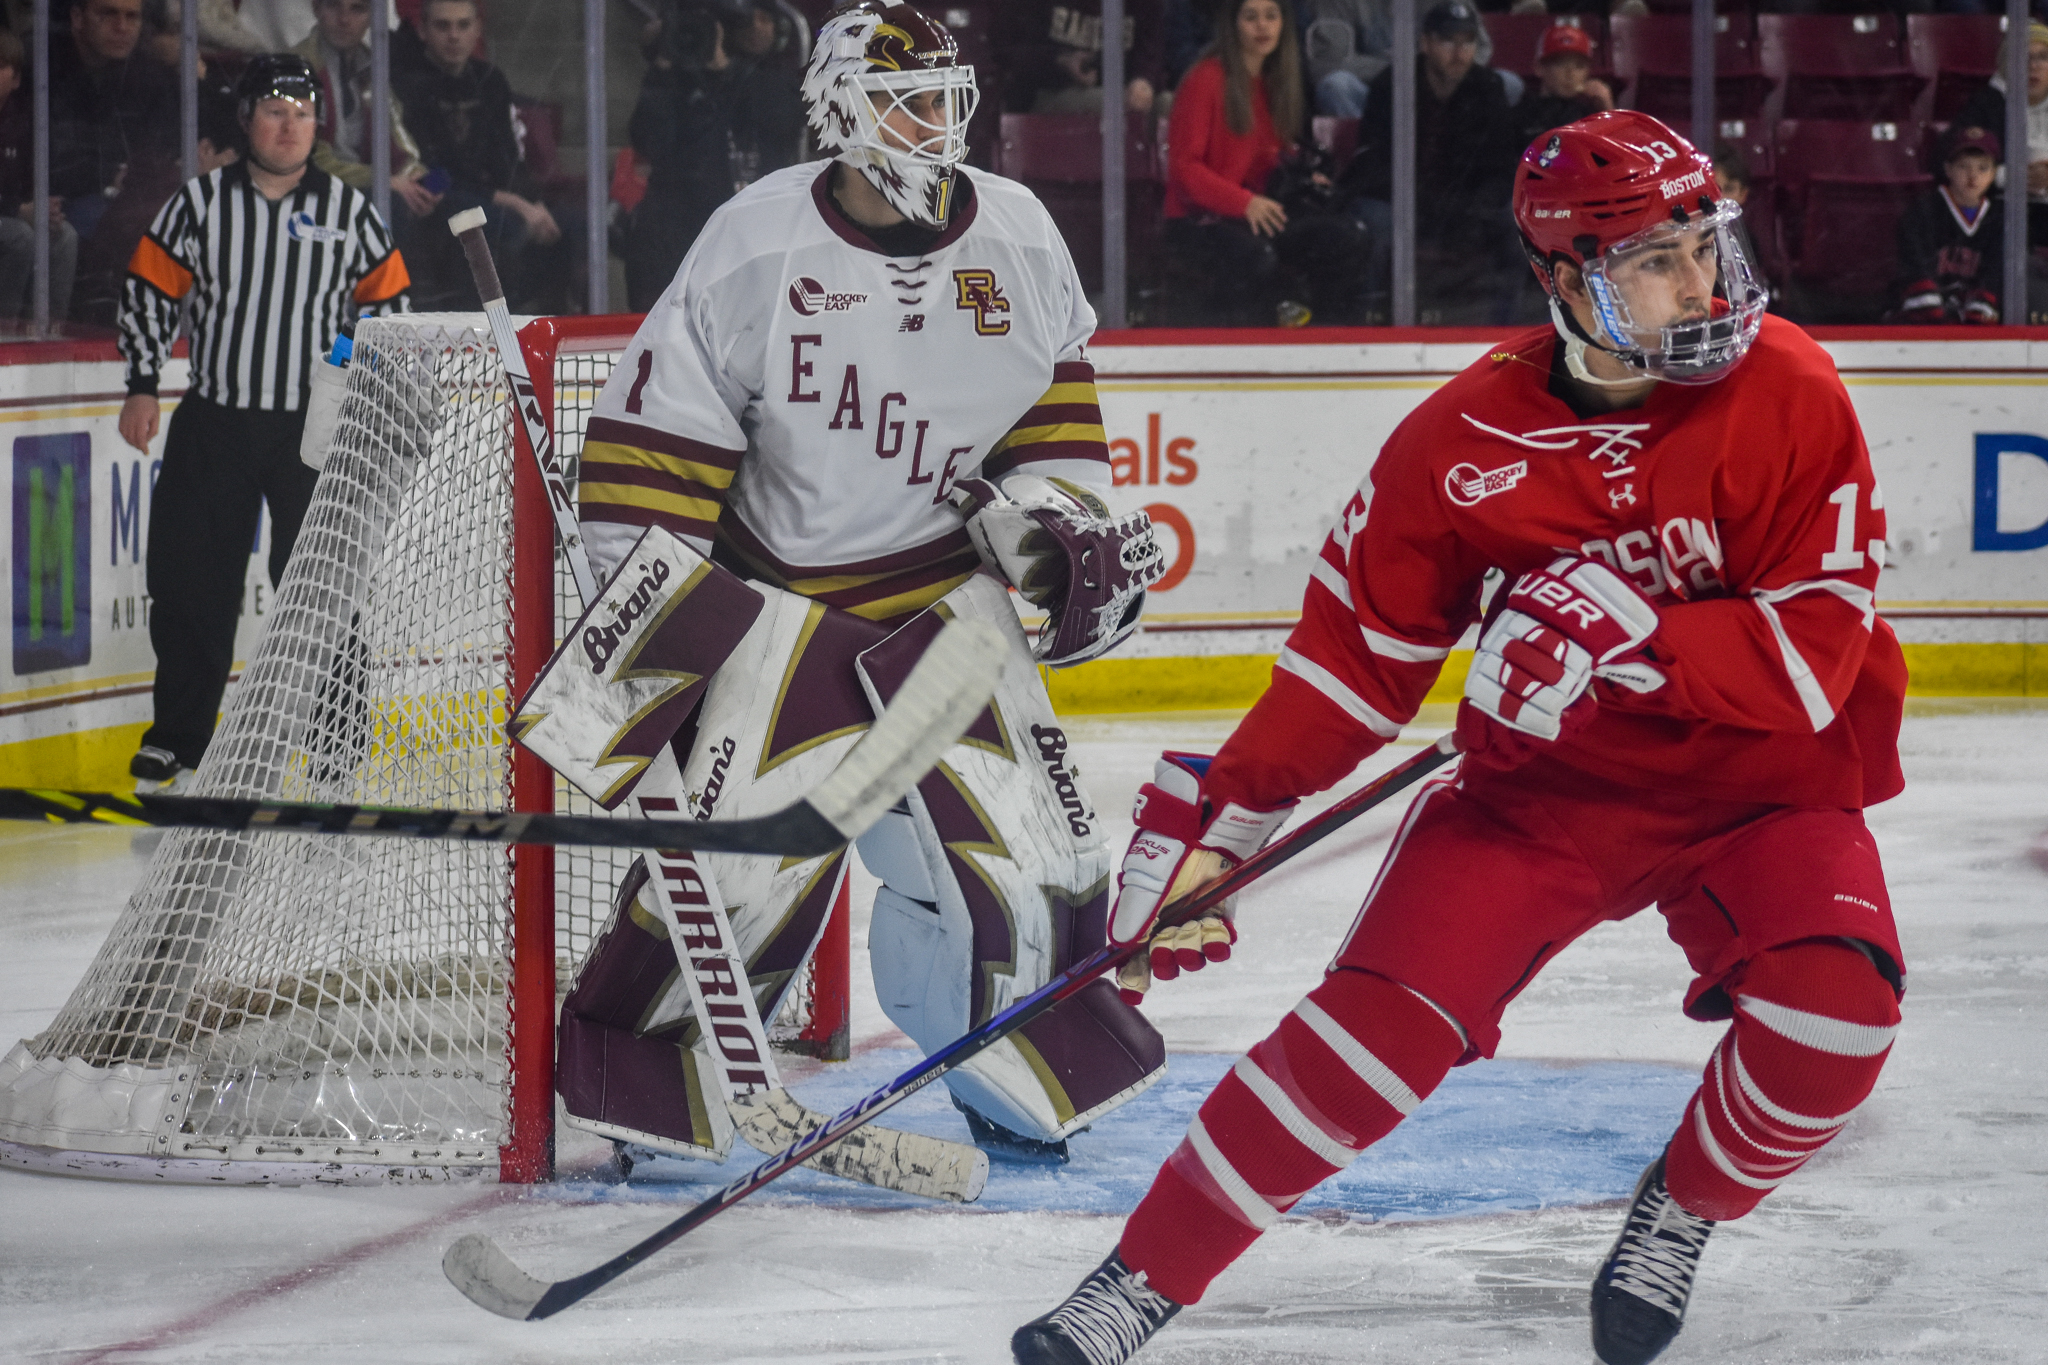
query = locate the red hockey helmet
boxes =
[1513,111,1765,384]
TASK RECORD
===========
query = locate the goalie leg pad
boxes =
[855,574,1167,1141]
[557,858,735,1159]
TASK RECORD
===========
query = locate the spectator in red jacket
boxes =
[1164,0,1367,325]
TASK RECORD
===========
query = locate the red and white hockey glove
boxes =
[1462,555,1663,756]
[1110,753,1293,1006]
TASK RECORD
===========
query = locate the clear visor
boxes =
[1582,200,1767,385]
[854,65,979,168]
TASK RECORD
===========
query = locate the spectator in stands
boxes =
[1953,20,2047,255]
[1164,0,1369,325]
[1893,127,2032,324]
[0,33,78,322]
[396,0,562,309]
[1308,0,1511,118]
[725,0,808,175]
[47,0,180,246]
[621,0,801,310]
[1341,0,1522,321]
[1509,22,1611,151]
[292,0,436,216]
[71,73,241,327]
[996,1,1166,115]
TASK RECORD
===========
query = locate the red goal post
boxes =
[502,316,851,1183]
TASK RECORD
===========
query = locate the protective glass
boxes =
[1582,200,1768,385]
[852,65,980,168]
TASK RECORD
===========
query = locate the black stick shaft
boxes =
[0,788,846,857]
[514,736,1460,1318]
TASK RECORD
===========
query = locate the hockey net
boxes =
[0,313,846,1185]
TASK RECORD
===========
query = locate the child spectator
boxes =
[1895,126,2007,324]
[1510,22,1611,152]
[1164,0,1369,325]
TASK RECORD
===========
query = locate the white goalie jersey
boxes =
[578,162,1115,621]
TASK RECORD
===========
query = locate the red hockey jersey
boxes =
[1209,316,1908,812]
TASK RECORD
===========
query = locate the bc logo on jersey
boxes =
[953,269,1011,336]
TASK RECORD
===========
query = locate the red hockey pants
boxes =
[1120,755,1905,1306]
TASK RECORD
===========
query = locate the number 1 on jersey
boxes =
[1821,483,1864,572]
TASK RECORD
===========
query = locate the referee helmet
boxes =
[236,54,322,123]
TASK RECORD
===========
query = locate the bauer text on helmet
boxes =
[803,3,980,230]
[1512,111,1767,385]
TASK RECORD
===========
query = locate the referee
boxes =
[118,55,410,791]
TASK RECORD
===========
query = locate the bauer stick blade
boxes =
[3,618,1009,856]
[441,735,1460,1320]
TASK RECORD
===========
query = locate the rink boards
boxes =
[3,328,2045,787]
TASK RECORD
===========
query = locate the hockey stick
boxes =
[446,209,990,1202]
[0,615,1003,854]
[443,733,1461,1320]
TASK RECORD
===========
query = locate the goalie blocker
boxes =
[516,528,1166,1158]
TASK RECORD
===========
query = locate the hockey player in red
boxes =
[1013,110,1908,1365]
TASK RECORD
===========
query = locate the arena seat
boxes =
[1758,14,1925,122]
[1610,13,1774,126]
[995,113,1161,296]
[1771,117,1928,318]
[1905,14,2003,125]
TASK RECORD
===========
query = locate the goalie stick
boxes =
[443,734,1461,1320]
[446,209,988,1203]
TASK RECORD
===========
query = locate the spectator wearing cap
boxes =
[1340,0,1523,321]
[1305,0,1510,119]
[115,54,410,792]
[0,31,77,321]
[1164,0,1370,325]
[1509,21,1611,153]
[1894,126,2045,325]
[1951,19,2048,255]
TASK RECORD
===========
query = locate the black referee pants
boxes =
[142,396,315,769]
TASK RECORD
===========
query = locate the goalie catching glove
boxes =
[1459,554,1662,768]
[950,473,1165,667]
[1110,753,1293,1005]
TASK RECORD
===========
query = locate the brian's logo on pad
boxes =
[787,277,869,315]
[1445,460,1528,506]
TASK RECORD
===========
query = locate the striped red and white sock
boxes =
[1665,940,1900,1222]
[1118,968,1465,1305]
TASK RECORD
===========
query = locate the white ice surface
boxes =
[3,702,2046,1363]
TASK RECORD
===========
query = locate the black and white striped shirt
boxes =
[118,161,411,410]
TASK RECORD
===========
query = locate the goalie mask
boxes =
[804,2,979,229]
[1514,111,1766,385]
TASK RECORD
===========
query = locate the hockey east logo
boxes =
[1031,723,1092,838]
[580,557,671,672]
[1444,459,1528,507]
[787,276,869,316]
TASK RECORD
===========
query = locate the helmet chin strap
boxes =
[1548,296,1650,389]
